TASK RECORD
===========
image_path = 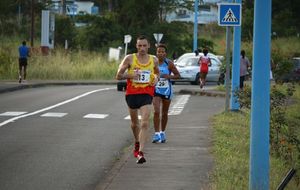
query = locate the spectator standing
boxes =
[240,50,251,89]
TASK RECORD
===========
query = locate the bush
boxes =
[75,15,123,52]
[235,84,300,182]
[55,15,77,48]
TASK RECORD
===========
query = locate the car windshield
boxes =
[176,57,199,67]
[176,56,220,67]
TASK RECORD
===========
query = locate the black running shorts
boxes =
[154,93,171,100]
[19,58,28,69]
[125,94,153,109]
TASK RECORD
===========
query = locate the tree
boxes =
[116,0,160,30]
[158,0,181,22]
[242,0,300,39]
[272,0,300,37]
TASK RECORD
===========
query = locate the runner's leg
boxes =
[128,108,140,142]
[23,64,27,80]
[161,99,171,132]
[138,104,151,152]
[153,96,161,132]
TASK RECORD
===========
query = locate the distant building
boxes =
[74,1,94,15]
[165,0,230,24]
[48,0,98,16]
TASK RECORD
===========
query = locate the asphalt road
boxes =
[0,83,221,190]
[0,85,134,190]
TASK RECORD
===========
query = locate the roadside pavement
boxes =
[97,95,225,190]
[0,80,225,190]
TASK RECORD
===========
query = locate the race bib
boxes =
[156,79,169,88]
[133,70,151,83]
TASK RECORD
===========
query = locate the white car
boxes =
[173,53,222,85]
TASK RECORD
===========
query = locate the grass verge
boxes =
[210,84,300,190]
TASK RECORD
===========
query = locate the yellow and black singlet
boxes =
[126,53,156,96]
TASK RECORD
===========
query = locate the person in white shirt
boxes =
[240,50,251,89]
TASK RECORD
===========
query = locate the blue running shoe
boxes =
[152,133,161,143]
[160,132,166,143]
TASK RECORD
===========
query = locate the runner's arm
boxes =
[198,56,202,66]
[150,56,160,85]
[164,60,180,79]
[115,55,137,80]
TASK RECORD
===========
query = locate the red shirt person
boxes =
[198,48,212,89]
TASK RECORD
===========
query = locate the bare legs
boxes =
[18,65,27,83]
[153,96,171,133]
[153,97,161,133]
[128,104,151,153]
[199,76,206,89]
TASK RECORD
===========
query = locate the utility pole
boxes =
[193,0,199,51]
[108,0,113,12]
[249,0,272,189]
[61,0,66,15]
[30,0,34,47]
[18,3,21,27]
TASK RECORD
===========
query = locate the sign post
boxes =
[153,33,163,45]
[124,34,132,56]
[230,0,242,111]
[218,3,241,111]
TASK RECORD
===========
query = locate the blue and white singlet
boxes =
[155,58,173,99]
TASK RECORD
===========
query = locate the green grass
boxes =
[28,49,119,80]
[210,85,300,190]
[0,44,119,80]
[214,85,226,91]
[1,35,300,81]
[210,111,250,189]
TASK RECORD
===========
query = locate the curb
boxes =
[0,81,117,94]
[0,81,226,98]
[178,89,225,97]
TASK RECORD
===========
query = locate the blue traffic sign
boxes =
[218,3,241,26]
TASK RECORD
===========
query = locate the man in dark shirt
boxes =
[18,41,30,83]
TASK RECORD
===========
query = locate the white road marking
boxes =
[83,114,108,119]
[41,112,68,117]
[124,115,141,120]
[122,95,190,119]
[0,87,114,128]
[168,95,190,115]
[0,111,27,116]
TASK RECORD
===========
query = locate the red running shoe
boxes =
[136,151,146,164]
[133,142,139,158]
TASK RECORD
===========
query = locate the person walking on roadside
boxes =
[152,44,180,143]
[240,50,251,89]
[116,35,159,164]
[18,41,30,83]
[198,48,211,89]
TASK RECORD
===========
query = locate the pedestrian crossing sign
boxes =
[218,3,241,26]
